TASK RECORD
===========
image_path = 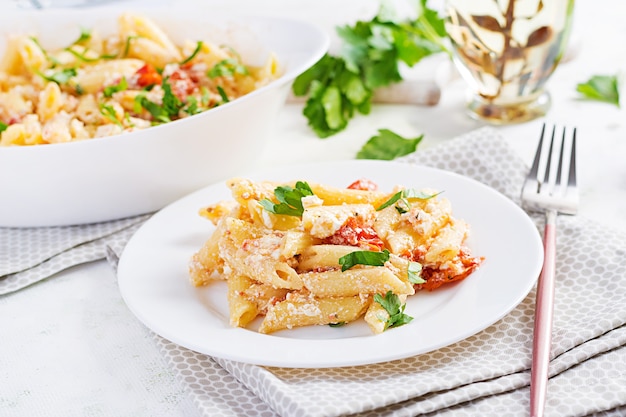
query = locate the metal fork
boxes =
[521,123,578,417]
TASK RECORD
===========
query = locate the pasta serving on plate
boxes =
[189,177,484,335]
[0,13,280,146]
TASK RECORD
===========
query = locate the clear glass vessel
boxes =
[446,0,575,124]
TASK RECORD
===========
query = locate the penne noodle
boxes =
[300,266,413,298]
[227,274,259,327]
[259,293,371,334]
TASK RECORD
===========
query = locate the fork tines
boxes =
[522,123,578,215]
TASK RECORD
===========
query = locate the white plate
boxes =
[118,160,543,368]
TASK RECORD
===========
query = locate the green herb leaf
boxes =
[374,290,414,330]
[103,77,128,98]
[576,74,620,107]
[29,36,61,67]
[71,28,92,45]
[376,189,440,211]
[338,249,390,272]
[408,261,425,284]
[99,103,123,127]
[38,68,77,85]
[162,79,184,116]
[123,35,139,58]
[134,95,171,123]
[0,121,8,133]
[356,129,423,160]
[208,58,249,78]
[259,181,314,217]
[180,41,203,65]
[216,85,230,103]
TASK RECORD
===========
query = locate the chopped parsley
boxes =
[374,290,413,330]
[208,58,249,78]
[216,85,229,103]
[103,77,128,98]
[38,68,77,85]
[0,121,8,133]
[99,103,123,127]
[338,249,390,272]
[132,78,185,123]
[259,181,314,217]
[180,41,203,65]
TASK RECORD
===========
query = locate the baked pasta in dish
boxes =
[189,177,483,334]
[0,13,280,146]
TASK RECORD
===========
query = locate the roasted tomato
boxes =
[347,178,379,191]
[322,216,384,251]
[135,64,162,87]
[416,249,483,291]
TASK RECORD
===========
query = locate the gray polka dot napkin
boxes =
[127,128,625,417]
[0,214,150,295]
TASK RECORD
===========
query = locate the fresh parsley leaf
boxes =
[180,41,203,65]
[576,74,620,107]
[408,261,425,284]
[376,189,440,211]
[216,85,230,103]
[133,78,185,123]
[356,129,423,160]
[29,36,61,66]
[295,55,371,138]
[0,121,8,133]
[38,68,77,85]
[374,290,414,330]
[71,28,92,45]
[103,77,128,98]
[208,58,249,78]
[259,181,314,217]
[184,96,201,115]
[64,46,115,63]
[134,95,171,123]
[122,35,139,58]
[99,103,123,127]
[162,79,184,116]
[338,249,390,272]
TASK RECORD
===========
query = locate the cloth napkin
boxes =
[135,127,626,417]
[0,214,150,295]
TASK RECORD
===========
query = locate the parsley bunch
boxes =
[292,0,448,138]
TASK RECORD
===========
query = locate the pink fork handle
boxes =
[530,209,557,417]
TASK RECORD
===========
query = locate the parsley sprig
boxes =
[292,0,448,138]
[259,181,314,217]
[374,290,413,330]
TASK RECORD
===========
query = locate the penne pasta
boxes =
[259,293,372,334]
[188,177,484,335]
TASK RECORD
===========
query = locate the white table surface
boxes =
[2,0,625,416]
